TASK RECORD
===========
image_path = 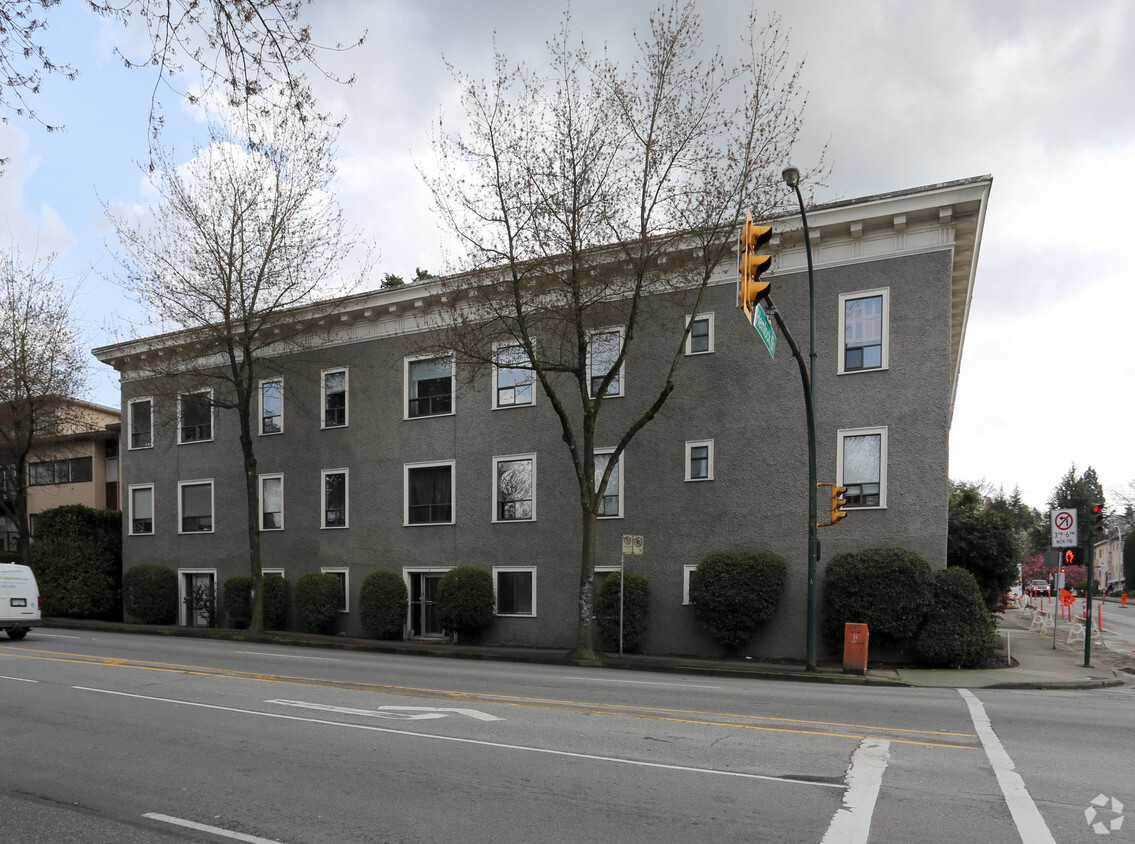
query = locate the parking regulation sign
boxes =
[1051,509,1077,548]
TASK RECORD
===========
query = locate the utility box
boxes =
[843,623,869,675]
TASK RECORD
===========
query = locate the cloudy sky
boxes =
[2,0,1132,510]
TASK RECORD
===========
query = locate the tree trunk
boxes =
[237,394,265,635]
[573,507,599,660]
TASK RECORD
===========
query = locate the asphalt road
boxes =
[2,628,1133,843]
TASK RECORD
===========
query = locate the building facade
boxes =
[94,176,991,657]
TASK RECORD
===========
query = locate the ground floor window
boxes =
[494,567,536,616]
[321,567,349,613]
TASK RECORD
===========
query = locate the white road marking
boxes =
[266,699,504,721]
[958,689,1056,844]
[1,675,39,682]
[28,633,81,639]
[563,675,724,690]
[821,739,890,844]
[75,685,844,789]
[234,651,341,661]
[143,813,283,844]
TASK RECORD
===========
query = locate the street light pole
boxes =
[783,166,819,672]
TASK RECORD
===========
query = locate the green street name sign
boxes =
[753,304,776,359]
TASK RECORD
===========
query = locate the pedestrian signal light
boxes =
[737,209,772,325]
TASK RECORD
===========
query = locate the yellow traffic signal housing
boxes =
[829,484,848,525]
[737,210,773,324]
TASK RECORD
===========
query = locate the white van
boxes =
[0,563,41,640]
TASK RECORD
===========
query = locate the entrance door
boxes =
[182,571,216,627]
[409,572,444,638]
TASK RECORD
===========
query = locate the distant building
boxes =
[93,176,991,655]
[1,399,121,550]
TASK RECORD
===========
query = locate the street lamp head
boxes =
[782,166,801,188]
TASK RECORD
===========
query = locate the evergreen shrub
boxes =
[123,563,178,624]
[916,567,997,668]
[293,572,342,634]
[223,575,252,628]
[359,570,409,639]
[262,573,290,630]
[436,566,495,639]
[821,546,934,652]
[689,551,788,654]
[595,571,650,652]
[29,505,121,619]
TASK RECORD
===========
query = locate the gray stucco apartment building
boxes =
[94,176,992,659]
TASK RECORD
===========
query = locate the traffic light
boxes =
[1090,503,1104,534]
[817,483,848,527]
[737,209,772,325]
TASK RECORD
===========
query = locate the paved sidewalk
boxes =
[41,615,1129,690]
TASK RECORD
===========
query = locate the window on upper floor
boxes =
[260,474,284,530]
[594,449,622,518]
[838,289,889,374]
[406,355,454,418]
[322,368,348,428]
[128,397,153,449]
[493,455,535,522]
[494,566,536,616]
[260,379,283,435]
[179,479,214,533]
[588,329,624,398]
[129,484,154,535]
[322,469,348,528]
[837,426,887,508]
[28,456,92,486]
[405,461,454,525]
[685,313,714,355]
[493,344,534,409]
[179,391,213,444]
[685,440,714,482]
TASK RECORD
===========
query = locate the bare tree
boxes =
[0,247,89,564]
[0,0,364,167]
[423,2,822,658]
[108,109,364,633]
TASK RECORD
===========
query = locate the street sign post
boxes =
[753,304,776,359]
[1051,509,1077,548]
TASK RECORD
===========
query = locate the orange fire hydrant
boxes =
[843,623,869,675]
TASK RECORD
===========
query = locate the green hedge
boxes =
[916,567,997,668]
[293,572,342,634]
[263,573,291,630]
[436,566,495,639]
[123,564,178,625]
[595,571,650,652]
[359,570,408,640]
[821,546,934,652]
[689,551,788,654]
[29,505,122,620]
[223,575,252,628]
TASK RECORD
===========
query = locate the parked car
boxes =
[1028,579,1051,597]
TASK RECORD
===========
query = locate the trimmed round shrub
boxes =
[822,546,934,652]
[436,566,495,639]
[293,572,342,634]
[262,573,291,630]
[916,567,997,668]
[689,551,788,654]
[596,571,650,652]
[360,570,409,640]
[223,576,252,628]
[123,564,178,625]
[29,505,121,620]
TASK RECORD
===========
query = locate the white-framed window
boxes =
[685,312,714,355]
[685,440,714,481]
[321,566,349,613]
[260,378,283,435]
[405,354,455,419]
[321,469,348,528]
[838,288,889,374]
[178,479,214,533]
[837,426,888,508]
[321,368,348,428]
[405,460,455,525]
[588,328,624,398]
[262,568,285,577]
[259,473,284,530]
[178,390,213,444]
[128,484,154,535]
[493,454,535,522]
[494,566,536,616]
[595,448,623,519]
[492,343,535,409]
[594,566,619,607]
[682,564,698,605]
[128,396,153,449]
